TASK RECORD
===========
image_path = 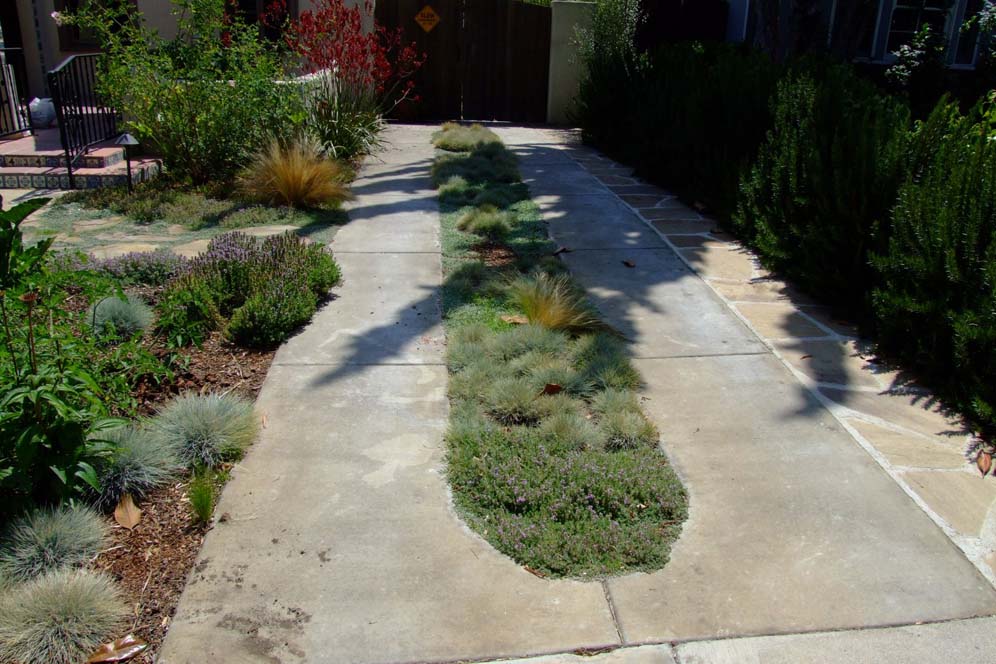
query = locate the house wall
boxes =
[547,0,594,125]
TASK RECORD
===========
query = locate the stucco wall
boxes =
[547,0,594,126]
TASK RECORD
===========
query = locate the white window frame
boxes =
[866,0,983,68]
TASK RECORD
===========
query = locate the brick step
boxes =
[0,158,162,190]
[0,146,125,169]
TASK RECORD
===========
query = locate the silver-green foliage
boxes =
[154,393,258,468]
[96,425,184,508]
[0,569,126,664]
[0,506,106,584]
[87,293,153,338]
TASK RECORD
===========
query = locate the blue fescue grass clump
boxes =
[95,425,184,509]
[0,568,126,664]
[0,506,106,584]
[87,293,154,339]
[432,123,687,578]
[153,392,258,468]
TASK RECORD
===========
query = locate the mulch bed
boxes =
[86,286,276,662]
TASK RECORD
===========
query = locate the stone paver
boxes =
[735,302,830,339]
[847,419,965,469]
[902,471,996,536]
[89,241,160,258]
[771,339,893,388]
[676,242,757,282]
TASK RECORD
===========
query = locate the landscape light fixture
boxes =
[115,132,140,192]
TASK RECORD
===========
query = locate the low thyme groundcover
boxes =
[433,124,688,578]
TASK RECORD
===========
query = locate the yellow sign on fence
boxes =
[415,5,440,33]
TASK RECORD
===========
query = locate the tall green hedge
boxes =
[576,42,780,219]
[872,99,996,437]
[734,63,911,310]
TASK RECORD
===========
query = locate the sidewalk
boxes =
[158,125,618,664]
[159,124,996,663]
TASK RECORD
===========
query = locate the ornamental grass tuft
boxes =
[508,272,604,333]
[87,294,154,339]
[238,136,354,208]
[0,506,106,585]
[0,569,126,664]
[154,393,258,468]
[95,425,184,509]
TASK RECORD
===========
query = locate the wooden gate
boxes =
[376,0,551,123]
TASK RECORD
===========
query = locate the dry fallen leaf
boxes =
[524,565,546,578]
[114,494,141,530]
[87,634,148,662]
[552,246,572,256]
[622,260,636,268]
[260,413,268,429]
[540,383,563,396]
[500,314,529,325]
[978,451,992,476]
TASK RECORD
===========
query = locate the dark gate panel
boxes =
[377,0,550,123]
[505,1,551,123]
[375,0,462,121]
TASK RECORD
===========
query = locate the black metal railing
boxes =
[48,54,118,188]
[0,48,33,139]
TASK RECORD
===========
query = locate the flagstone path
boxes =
[158,124,996,664]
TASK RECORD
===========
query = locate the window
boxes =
[886,0,951,52]
[954,0,984,65]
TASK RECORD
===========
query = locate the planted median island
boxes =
[432,123,688,577]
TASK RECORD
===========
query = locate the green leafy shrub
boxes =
[64,0,303,183]
[161,231,339,348]
[154,393,258,468]
[872,98,996,437]
[735,63,911,309]
[0,506,106,584]
[0,569,126,664]
[187,470,217,525]
[1,198,53,290]
[96,425,183,509]
[155,274,223,348]
[227,280,317,348]
[87,294,153,339]
[90,250,187,286]
[303,72,384,160]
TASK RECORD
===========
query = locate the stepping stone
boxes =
[819,386,968,445]
[242,224,299,237]
[902,470,996,536]
[73,215,125,231]
[639,206,702,221]
[172,239,211,258]
[650,218,713,235]
[847,418,966,469]
[736,303,829,339]
[677,241,757,282]
[90,242,159,259]
[772,338,893,388]
[711,278,817,305]
[798,305,861,337]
